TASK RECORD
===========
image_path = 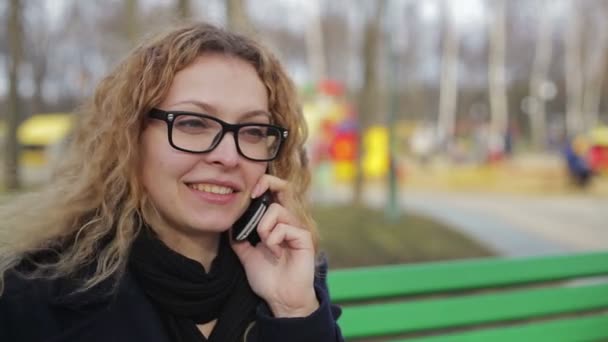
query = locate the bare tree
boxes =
[24,2,58,115]
[176,0,191,19]
[581,5,608,130]
[353,0,385,205]
[321,5,351,84]
[5,0,23,190]
[437,0,460,145]
[305,0,326,83]
[563,2,584,136]
[528,0,553,149]
[399,3,432,124]
[125,0,139,45]
[488,0,509,141]
[226,0,252,34]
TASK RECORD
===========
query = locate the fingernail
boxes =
[251,184,261,198]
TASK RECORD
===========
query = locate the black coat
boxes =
[0,264,344,342]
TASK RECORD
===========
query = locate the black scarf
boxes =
[128,228,260,342]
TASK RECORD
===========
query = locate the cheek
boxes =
[140,130,190,190]
[143,150,192,186]
[245,163,268,186]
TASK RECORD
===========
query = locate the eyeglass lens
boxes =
[171,114,281,160]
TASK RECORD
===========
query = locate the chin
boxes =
[189,218,234,234]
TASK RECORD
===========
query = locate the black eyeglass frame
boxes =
[148,108,289,162]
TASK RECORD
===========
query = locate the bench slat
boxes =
[329,252,608,302]
[395,313,608,342]
[338,283,608,339]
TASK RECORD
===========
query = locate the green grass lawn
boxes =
[314,204,495,269]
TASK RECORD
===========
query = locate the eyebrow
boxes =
[241,110,271,121]
[170,100,215,113]
[170,100,271,121]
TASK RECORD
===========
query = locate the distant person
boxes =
[562,136,593,188]
[0,22,343,342]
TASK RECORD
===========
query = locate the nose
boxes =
[204,131,239,167]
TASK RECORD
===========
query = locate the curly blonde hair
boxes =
[0,22,315,294]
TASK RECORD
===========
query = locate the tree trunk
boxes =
[488,0,509,144]
[437,0,460,146]
[581,13,608,131]
[5,0,23,191]
[353,0,385,206]
[305,0,326,83]
[226,0,253,35]
[31,48,48,115]
[125,0,139,45]
[176,0,191,19]
[563,4,584,137]
[27,2,52,116]
[32,70,45,115]
[528,0,553,149]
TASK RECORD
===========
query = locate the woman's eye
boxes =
[174,116,217,133]
[177,119,206,128]
[243,127,266,137]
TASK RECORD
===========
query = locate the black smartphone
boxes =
[231,190,273,246]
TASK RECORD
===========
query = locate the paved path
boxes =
[400,191,608,256]
[313,185,608,257]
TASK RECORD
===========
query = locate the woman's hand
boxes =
[231,175,319,318]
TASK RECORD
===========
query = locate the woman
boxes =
[0,22,343,342]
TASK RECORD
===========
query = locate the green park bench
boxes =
[328,251,608,341]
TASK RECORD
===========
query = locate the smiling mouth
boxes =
[187,183,236,195]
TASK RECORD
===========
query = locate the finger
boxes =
[231,235,280,268]
[252,175,289,199]
[264,223,314,258]
[256,203,300,242]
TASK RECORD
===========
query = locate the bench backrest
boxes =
[328,252,608,341]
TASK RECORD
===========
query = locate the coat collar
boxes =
[48,264,124,312]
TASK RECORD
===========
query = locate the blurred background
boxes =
[1,0,607,268]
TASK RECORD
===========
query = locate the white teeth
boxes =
[189,183,234,195]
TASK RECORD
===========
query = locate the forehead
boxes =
[161,54,270,120]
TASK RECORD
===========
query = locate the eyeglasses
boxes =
[148,108,288,162]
